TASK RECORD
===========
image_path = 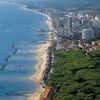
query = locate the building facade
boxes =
[82,28,95,40]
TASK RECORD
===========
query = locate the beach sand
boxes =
[26,41,51,100]
[25,13,53,100]
[29,42,51,83]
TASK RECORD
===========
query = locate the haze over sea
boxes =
[0,2,48,100]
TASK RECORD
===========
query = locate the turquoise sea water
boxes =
[0,2,48,100]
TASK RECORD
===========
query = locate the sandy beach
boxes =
[25,12,53,100]
[26,41,51,100]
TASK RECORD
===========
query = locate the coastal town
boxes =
[38,8,100,49]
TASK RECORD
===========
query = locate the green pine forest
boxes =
[46,50,100,100]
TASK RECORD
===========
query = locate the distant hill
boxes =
[34,0,100,10]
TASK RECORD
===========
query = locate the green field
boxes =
[46,50,100,100]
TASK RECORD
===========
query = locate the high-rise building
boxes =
[64,16,73,37]
[82,28,95,40]
[67,16,73,31]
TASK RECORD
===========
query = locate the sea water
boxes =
[0,2,48,100]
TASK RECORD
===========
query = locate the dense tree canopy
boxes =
[46,50,100,100]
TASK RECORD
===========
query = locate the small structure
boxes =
[42,86,55,100]
[92,41,100,46]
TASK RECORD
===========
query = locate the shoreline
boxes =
[0,2,53,100]
[26,9,53,100]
